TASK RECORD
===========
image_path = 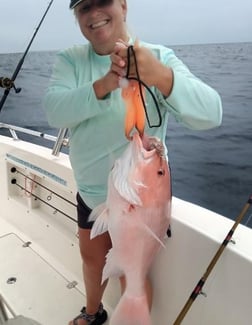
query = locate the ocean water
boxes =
[0,42,252,228]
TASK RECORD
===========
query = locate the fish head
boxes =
[111,132,170,207]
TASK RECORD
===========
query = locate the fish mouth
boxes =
[132,132,164,159]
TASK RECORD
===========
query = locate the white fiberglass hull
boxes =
[0,135,251,325]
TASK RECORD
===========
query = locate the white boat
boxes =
[0,124,251,325]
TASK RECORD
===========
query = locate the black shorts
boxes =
[76,192,94,229]
[76,192,172,236]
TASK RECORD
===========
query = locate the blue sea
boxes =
[0,42,252,228]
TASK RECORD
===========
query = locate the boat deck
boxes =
[0,208,91,324]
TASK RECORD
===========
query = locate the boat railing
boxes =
[0,122,69,156]
[51,128,69,156]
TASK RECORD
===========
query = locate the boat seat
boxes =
[2,316,42,325]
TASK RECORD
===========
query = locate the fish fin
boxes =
[89,204,109,239]
[112,167,142,206]
[143,225,166,248]
[89,203,107,222]
[110,293,151,325]
[102,249,123,284]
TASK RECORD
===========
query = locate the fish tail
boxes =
[110,292,151,325]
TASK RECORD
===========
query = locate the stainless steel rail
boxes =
[0,123,68,156]
[52,128,69,156]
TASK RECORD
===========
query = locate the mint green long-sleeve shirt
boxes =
[44,41,222,208]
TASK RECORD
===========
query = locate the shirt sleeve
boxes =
[157,47,223,130]
[44,50,111,129]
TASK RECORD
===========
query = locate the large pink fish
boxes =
[90,132,172,325]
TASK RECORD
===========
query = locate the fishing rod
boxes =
[172,194,252,325]
[0,0,55,112]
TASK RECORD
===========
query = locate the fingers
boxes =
[110,52,126,77]
[109,40,156,84]
[128,46,159,87]
[115,44,143,79]
[110,40,129,78]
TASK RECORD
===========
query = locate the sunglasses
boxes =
[78,0,114,14]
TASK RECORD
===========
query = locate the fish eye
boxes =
[157,168,165,176]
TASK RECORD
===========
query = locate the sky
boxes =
[0,0,251,53]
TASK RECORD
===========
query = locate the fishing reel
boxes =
[0,77,21,93]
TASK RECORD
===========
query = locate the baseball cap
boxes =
[69,0,84,9]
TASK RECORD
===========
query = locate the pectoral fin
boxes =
[90,203,109,239]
